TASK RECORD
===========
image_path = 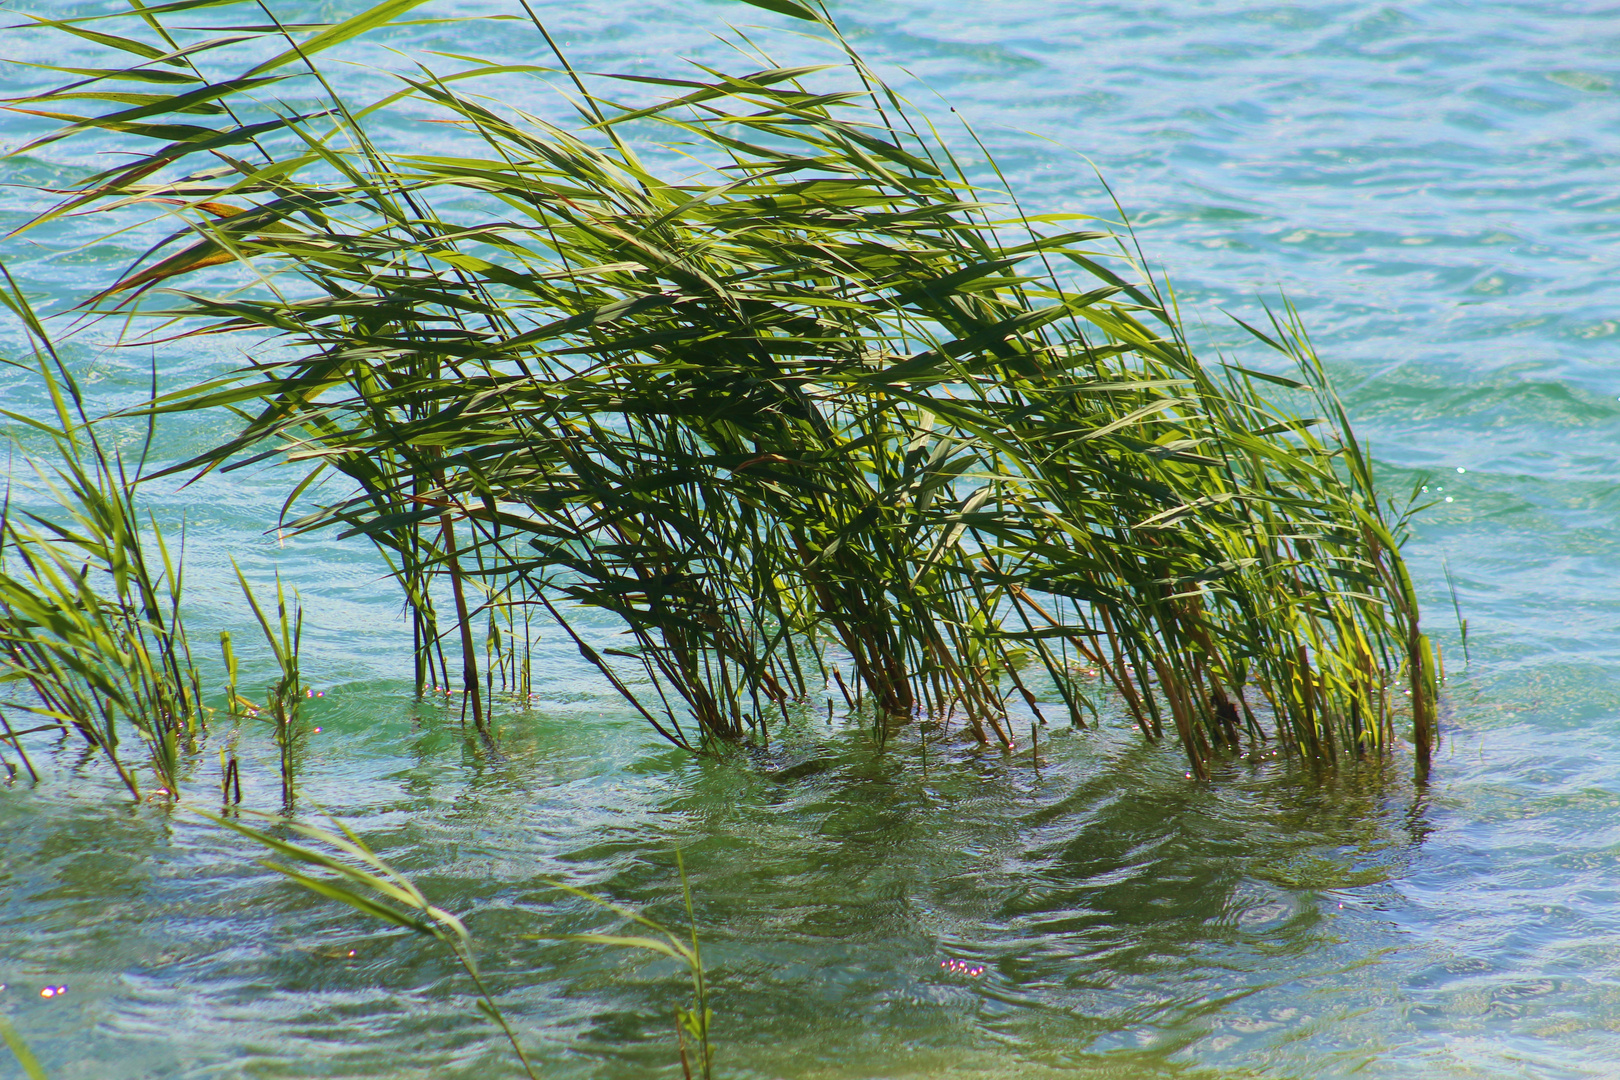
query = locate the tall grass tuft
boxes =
[0,277,206,798]
[230,563,304,808]
[524,850,715,1079]
[1,0,1438,777]
[0,279,314,802]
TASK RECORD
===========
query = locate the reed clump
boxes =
[0,0,1438,778]
[0,285,204,797]
[0,277,311,802]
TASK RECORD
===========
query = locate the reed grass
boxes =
[204,808,714,1079]
[0,0,1439,777]
[229,562,304,808]
[204,808,544,1077]
[0,277,313,801]
[0,805,713,1079]
[0,1015,47,1080]
[0,277,205,797]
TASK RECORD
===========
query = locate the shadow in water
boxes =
[0,700,1432,1080]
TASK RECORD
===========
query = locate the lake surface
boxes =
[3,1,1620,1077]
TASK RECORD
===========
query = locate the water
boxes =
[2,1,1620,1076]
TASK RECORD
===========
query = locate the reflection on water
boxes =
[0,706,1436,1079]
[5,0,1620,1076]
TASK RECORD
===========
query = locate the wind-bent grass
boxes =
[0,0,1438,777]
[204,808,715,1079]
[0,279,206,798]
[204,808,544,1078]
[0,1016,47,1080]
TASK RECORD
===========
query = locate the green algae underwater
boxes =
[0,0,1555,1076]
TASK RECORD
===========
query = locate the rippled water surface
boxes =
[3,2,1620,1077]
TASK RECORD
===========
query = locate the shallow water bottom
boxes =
[5,678,1616,1080]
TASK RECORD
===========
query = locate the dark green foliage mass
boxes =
[0,0,1437,787]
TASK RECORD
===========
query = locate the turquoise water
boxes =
[3,1,1620,1077]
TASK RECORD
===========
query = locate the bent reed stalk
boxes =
[202,809,715,1080]
[0,0,1438,778]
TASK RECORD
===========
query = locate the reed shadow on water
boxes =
[504,720,1431,1078]
[0,708,1426,1079]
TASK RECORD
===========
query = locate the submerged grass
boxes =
[0,1016,47,1080]
[0,802,716,1079]
[203,808,715,1079]
[0,0,1437,782]
[204,808,546,1078]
